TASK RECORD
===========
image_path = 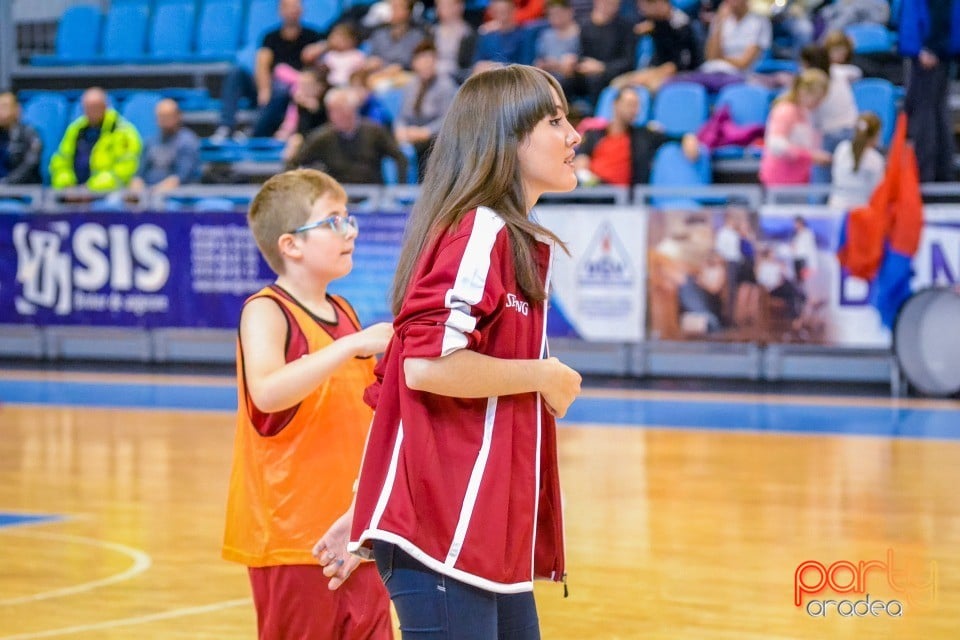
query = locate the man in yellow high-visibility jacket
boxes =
[49,87,142,191]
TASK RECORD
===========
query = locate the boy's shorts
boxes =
[248,562,393,639]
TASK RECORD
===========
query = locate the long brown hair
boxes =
[851,112,881,172]
[390,64,569,315]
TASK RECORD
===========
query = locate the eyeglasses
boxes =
[289,215,358,237]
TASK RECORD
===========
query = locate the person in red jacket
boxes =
[314,64,583,639]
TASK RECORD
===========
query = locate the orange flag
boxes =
[836,112,922,280]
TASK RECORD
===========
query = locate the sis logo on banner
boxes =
[12,221,170,316]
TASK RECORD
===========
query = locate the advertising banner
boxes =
[644,203,960,348]
[0,211,405,329]
[537,206,647,342]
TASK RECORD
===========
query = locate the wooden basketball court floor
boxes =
[1,367,959,639]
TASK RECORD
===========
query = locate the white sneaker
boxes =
[210,126,230,144]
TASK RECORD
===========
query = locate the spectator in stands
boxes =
[349,70,395,127]
[129,99,201,196]
[472,0,530,73]
[281,67,331,162]
[799,43,858,185]
[823,30,863,84]
[320,23,368,87]
[752,0,814,59]
[49,87,141,192]
[394,41,458,180]
[0,92,42,185]
[482,0,547,25]
[214,0,324,141]
[829,112,885,210]
[901,0,960,182]
[818,0,889,35]
[564,0,637,107]
[291,87,409,184]
[611,0,701,93]
[432,0,477,82]
[701,0,771,77]
[572,86,700,186]
[800,43,858,154]
[365,0,429,89]
[534,0,581,83]
[759,68,831,186]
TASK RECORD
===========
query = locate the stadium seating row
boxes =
[14,75,900,186]
[593,77,899,148]
[29,0,342,66]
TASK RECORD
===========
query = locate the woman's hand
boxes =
[538,357,582,418]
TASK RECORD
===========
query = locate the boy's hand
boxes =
[313,510,361,591]
[350,322,394,357]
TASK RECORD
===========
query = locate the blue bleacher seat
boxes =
[652,82,708,137]
[852,78,896,148]
[303,0,342,34]
[753,49,798,74]
[714,84,771,126]
[0,200,30,212]
[373,87,406,124]
[651,142,711,187]
[196,0,244,60]
[122,92,164,141]
[650,141,712,207]
[100,2,150,61]
[245,0,281,46]
[671,0,699,12]
[235,42,259,74]
[31,5,102,66]
[844,23,897,54]
[90,198,127,212]
[381,153,418,185]
[193,197,238,212]
[382,157,400,185]
[21,94,70,184]
[148,0,196,61]
[244,137,285,162]
[161,88,216,111]
[593,85,650,126]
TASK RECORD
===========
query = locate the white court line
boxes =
[0,530,152,606]
[0,598,251,640]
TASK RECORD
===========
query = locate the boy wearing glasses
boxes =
[222,169,394,640]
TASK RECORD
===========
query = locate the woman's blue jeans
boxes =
[373,541,540,640]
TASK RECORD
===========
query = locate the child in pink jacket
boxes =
[759,68,831,185]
